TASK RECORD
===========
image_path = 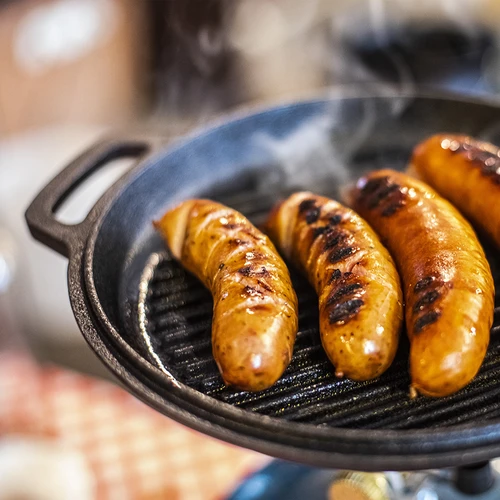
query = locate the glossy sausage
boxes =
[350,170,494,397]
[266,192,403,381]
[411,134,500,248]
[154,200,299,392]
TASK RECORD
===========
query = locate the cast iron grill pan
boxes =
[140,188,500,431]
[26,94,500,469]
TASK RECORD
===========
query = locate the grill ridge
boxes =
[139,190,500,430]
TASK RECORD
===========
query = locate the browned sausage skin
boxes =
[411,134,500,248]
[350,170,495,397]
[266,192,403,381]
[154,200,298,391]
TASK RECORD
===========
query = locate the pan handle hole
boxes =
[55,157,136,225]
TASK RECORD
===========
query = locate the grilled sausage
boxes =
[350,170,495,397]
[265,192,403,381]
[411,134,500,248]
[154,200,298,391]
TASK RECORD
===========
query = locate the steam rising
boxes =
[254,114,346,193]
[248,81,424,200]
[253,95,389,195]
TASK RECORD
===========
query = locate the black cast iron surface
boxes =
[25,93,500,469]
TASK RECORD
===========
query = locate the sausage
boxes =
[265,192,403,381]
[411,134,500,248]
[350,170,495,397]
[154,199,298,391]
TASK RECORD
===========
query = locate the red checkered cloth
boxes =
[0,353,269,500]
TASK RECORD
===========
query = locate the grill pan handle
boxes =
[25,137,153,258]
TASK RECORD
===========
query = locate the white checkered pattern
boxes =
[0,353,269,500]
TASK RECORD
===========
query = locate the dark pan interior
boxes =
[90,94,500,432]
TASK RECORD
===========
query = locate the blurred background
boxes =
[2,0,500,498]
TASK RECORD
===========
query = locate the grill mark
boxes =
[327,283,363,304]
[298,198,321,225]
[413,290,440,313]
[243,278,274,296]
[314,213,349,249]
[382,200,404,217]
[305,207,320,224]
[327,269,342,284]
[415,276,434,292]
[313,226,328,239]
[298,199,316,213]
[238,265,270,277]
[244,251,266,262]
[414,310,441,333]
[228,238,250,247]
[238,265,253,276]
[323,231,346,251]
[257,279,273,293]
[329,246,355,263]
[360,177,387,195]
[367,184,399,209]
[240,228,262,240]
[442,138,500,183]
[329,214,342,225]
[243,285,261,297]
[329,299,364,324]
[360,175,406,217]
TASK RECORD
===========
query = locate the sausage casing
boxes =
[154,199,298,391]
[350,170,495,397]
[411,134,500,248]
[266,192,403,381]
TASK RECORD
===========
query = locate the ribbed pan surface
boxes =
[140,189,500,431]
